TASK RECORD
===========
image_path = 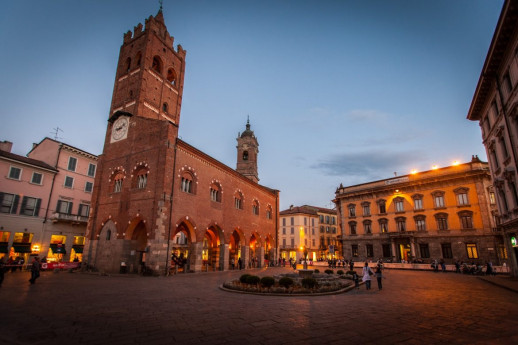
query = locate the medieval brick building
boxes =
[84,10,279,274]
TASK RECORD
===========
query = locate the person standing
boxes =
[375,265,383,290]
[29,257,40,284]
[362,262,373,290]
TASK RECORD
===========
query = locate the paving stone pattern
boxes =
[0,267,517,345]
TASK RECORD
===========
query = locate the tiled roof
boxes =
[0,150,58,172]
[280,204,336,215]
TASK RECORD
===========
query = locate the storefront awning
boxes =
[12,244,32,253]
[72,245,84,253]
[0,243,8,253]
[50,244,66,254]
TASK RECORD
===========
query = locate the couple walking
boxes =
[362,262,383,290]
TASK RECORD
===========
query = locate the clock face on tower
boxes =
[111,116,129,143]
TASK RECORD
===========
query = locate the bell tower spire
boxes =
[236,117,259,183]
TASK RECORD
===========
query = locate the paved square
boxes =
[1,267,517,344]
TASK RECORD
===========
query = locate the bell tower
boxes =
[109,10,186,126]
[236,118,259,183]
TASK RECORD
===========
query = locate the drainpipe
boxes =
[164,139,178,275]
[43,145,62,223]
[495,74,518,172]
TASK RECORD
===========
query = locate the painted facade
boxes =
[0,138,97,264]
[84,10,279,274]
[334,158,505,265]
[279,205,338,262]
[467,0,518,277]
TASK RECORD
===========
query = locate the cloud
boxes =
[311,149,427,182]
[346,109,388,122]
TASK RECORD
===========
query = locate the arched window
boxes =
[125,57,131,73]
[135,52,142,67]
[162,103,168,113]
[394,197,405,212]
[234,191,243,210]
[435,213,448,230]
[378,218,388,233]
[361,202,371,216]
[363,220,372,234]
[454,187,469,206]
[181,172,195,194]
[395,217,406,232]
[242,151,249,161]
[412,194,424,210]
[377,199,386,214]
[252,200,259,215]
[106,229,111,241]
[458,210,474,229]
[112,171,125,193]
[414,215,426,231]
[348,221,357,235]
[152,56,162,74]
[432,191,446,208]
[210,182,221,202]
[348,204,356,217]
[167,68,177,85]
[266,205,273,219]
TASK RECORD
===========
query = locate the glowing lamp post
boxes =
[301,245,308,270]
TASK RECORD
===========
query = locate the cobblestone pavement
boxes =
[1,267,517,345]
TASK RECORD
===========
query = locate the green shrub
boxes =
[314,269,320,273]
[301,277,317,289]
[324,269,334,275]
[245,275,261,285]
[279,277,294,288]
[337,270,344,275]
[239,274,251,283]
[260,276,275,288]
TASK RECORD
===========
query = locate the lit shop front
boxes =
[9,232,34,263]
[0,231,9,260]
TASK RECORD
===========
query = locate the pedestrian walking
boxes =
[362,262,373,290]
[29,257,40,284]
[349,260,354,271]
[238,257,242,270]
[375,265,383,290]
[352,271,359,289]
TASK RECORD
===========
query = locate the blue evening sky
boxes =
[0,0,504,210]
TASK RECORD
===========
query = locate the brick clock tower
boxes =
[85,9,279,275]
[85,10,186,272]
[236,118,259,183]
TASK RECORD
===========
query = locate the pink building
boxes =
[0,138,97,264]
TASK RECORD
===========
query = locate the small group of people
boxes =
[0,256,41,286]
[351,261,384,291]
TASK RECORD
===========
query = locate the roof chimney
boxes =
[0,140,13,153]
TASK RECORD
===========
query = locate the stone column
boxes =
[190,242,204,272]
[391,240,397,262]
[241,245,250,269]
[220,244,229,271]
[257,247,265,268]
[410,240,416,258]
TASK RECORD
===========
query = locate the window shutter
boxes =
[11,194,19,214]
[78,204,83,217]
[56,200,62,213]
[34,198,41,217]
[19,196,27,215]
[68,202,73,215]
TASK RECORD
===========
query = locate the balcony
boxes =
[51,213,88,225]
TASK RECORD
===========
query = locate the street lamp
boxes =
[301,245,309,270]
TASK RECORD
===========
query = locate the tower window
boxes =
[243,151,248,161]
[125,57,131,73]
[152,56,162,74]
[167,68,177,86]
[135,52,142,67]
[162,103,168,113]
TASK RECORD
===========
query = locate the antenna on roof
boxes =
[159,0,163,12]
[51,127,63,141]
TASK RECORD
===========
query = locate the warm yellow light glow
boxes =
[300,246,304,251]
[395,189,399,193]
[32,244,40,253]
[410,169,418,174]
[452,160,459,166]
[432,165,439,170]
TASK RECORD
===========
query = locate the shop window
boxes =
[466,243,478,259]
[497,244,508,259]
[47,234,67,263]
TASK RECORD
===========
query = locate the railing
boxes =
[51,213,88,224]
